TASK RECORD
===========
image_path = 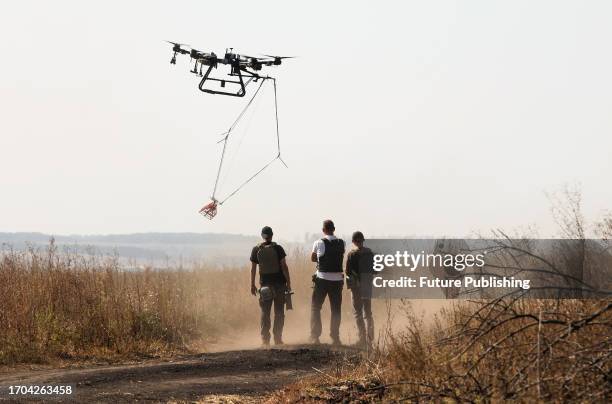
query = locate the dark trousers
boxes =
[310,278,343,341]
[351,288,374,344]
[260,284,286,343]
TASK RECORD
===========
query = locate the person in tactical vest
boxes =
[250,226,291,346]
[345,231,375,348]
[310,219,345,345]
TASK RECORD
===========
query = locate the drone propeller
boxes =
[262,54,296,65]
[262,54,296,60]
[166,40,189,47]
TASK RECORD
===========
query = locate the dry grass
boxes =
[0,242,392,365]
[270,298,611,402]
[0,242,203,364]
[271,195,612,402]
[3,188,609,401]
[385,299,610,401]
[3,243,607,401]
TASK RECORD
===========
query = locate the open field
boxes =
[0,242,411,365]
[1,204,610,402]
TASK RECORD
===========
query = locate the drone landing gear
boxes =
[198,64,248,97]
[198,199,218,220]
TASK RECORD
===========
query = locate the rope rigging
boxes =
[199,77,286,219]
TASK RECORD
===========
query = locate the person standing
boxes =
[310,219,345,345]
[345,231,374,348]
[250,226,291,346]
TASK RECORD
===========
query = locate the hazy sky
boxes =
[1,1,611,241]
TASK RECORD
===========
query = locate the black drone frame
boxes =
[198,63,266,97]
[167,42,290,98]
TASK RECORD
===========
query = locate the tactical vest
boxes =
[358,248,374,273]
[257,242,281,274]
[352,247,374,275]
[318,238,344,273]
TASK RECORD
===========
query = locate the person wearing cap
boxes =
[345,231,375,348]
[250,226,291,346]
[310,219,345,345]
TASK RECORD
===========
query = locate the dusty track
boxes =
[0,346,344,403]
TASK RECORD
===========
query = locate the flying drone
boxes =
[167,41,293,97]
[167,41,292,220]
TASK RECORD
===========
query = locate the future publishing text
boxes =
[371,251,531,291]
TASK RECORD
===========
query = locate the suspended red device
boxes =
[199,199,218,220]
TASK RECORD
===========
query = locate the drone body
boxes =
[167,41,292,97]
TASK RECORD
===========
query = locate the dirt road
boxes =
[0,346,345,403]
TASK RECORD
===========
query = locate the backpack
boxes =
[256,242,281,274]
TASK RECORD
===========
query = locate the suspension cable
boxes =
[273,78,288,168]
[213,78,286,205]
[211,79,267,200]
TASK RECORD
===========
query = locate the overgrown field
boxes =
[2,192,610,401]
[4,242,608,401]
[272,201,612,402]
[0,242,389,364]
[272,298,611,402]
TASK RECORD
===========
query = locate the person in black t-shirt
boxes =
[250,226,291,346]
